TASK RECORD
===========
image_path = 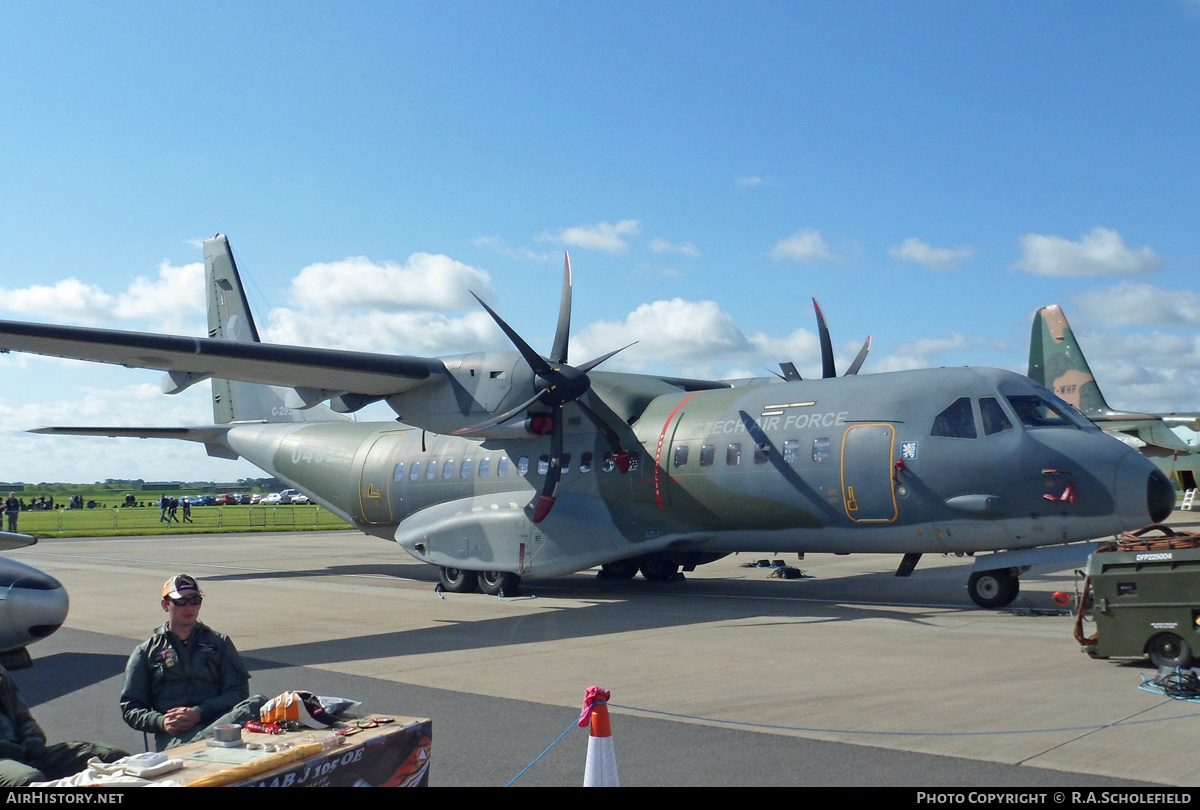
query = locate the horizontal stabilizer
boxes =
[30,425,242,459]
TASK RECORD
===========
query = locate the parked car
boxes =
[249,494,264,505]
[289,494,310,505]
[215,494,235,506]
[260,493,284,505]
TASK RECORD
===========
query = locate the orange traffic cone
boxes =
[580,686,619,787]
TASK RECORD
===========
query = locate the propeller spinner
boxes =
[454,254,634,522]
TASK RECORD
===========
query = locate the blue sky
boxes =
[1,2,1198,484]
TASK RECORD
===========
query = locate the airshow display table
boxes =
[157,716,431,787]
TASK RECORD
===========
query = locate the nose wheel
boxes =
[967,568,1020,608]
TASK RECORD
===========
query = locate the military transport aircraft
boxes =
[0,236,1175,608]
[1029,304,1200,489]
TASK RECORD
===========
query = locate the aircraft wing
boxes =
[0,320,446,397]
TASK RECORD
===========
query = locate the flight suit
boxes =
[0,666,126,786]
[120,622,262,751]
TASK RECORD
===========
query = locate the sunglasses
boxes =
[168,596,203,606]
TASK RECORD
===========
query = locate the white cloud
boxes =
[0,261,204,333]
[887,238,973,270]
[649,238,702,258]
[541,220,640,254]
[1072,282,1200,328]
[263,307,501,355]
[735,176,765,188]
[769,229,836,263]
[1012,227,1163,277]
[288,254,493,313]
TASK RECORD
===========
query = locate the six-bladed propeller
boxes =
[777,299,871,381]
[454,254,634,522]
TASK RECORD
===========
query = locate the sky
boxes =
[1,1,1198,484]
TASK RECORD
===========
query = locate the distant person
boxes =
[159,494,169,523]
[0,664,127,786]
[3,494,17,534]
[181,500,192,524]
[167,498,179,524]
[120,574,265,751]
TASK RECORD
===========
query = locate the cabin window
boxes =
[460,458,472,478]
[393,463,404,482]
[699,445,715,467]
[410,462,421,481]
[812,438,830,463]
[478,457,490,477]
[537,456,549,475]
[932,397,977,439]
[498,457,510,477]
[980,397,1013,436]
[674,446,689,468]
[782,440,799,464]
[442,460,455,479]
[561,454,571,473]
[601,453,615,472]
[726,443,741,466]
[754,442,770,464]
[517,456,529,475]
[580,452,593,473]
[425,461,437,480]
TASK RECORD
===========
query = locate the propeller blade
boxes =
[576,394,634,471]
[845,336,872,376]
[550,253,572,364]
[813,299,836,378]
[575,342,636,375]
[532,404,565,523]
[451,391,544,436]
[470,292,551,376]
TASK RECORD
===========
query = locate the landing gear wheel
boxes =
[599,559,639,580]
[478,570,521,596]
[439,567,479,593]
[1148,633,1193,669]
[967,568,1019,608]
[639,556,679,582]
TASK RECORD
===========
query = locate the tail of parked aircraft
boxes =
[203,235,349,425]
[1028,304,1122,419]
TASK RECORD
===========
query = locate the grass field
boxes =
[10,504,353,537]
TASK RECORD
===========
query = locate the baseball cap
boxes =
[162,574,204,601]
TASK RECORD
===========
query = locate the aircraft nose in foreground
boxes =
[1118,454,1175,528]
[0,562,69,652]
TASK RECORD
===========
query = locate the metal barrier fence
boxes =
[13,505,352,535]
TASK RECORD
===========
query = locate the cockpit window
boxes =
[931,397,977,439]
[1005,394,1085,430]
[979,397,1013,436]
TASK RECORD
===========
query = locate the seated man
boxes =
[120,574,264,751]
[0,665,127,786]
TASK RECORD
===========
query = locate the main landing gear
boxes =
[966,567,1020,608]
[438,567,522,597]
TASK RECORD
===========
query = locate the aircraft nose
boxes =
[0,569,69,650]
[1147,467,1175,524]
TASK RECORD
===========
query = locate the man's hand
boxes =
[162,706,200,735]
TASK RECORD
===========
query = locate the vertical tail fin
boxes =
[203,235,349,425]
[1028,305,1117,417]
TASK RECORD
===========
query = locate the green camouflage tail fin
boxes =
[204,235,348,425]
[1028,305,1118,418]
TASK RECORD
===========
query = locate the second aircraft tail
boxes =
[1028,304,1120,418]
